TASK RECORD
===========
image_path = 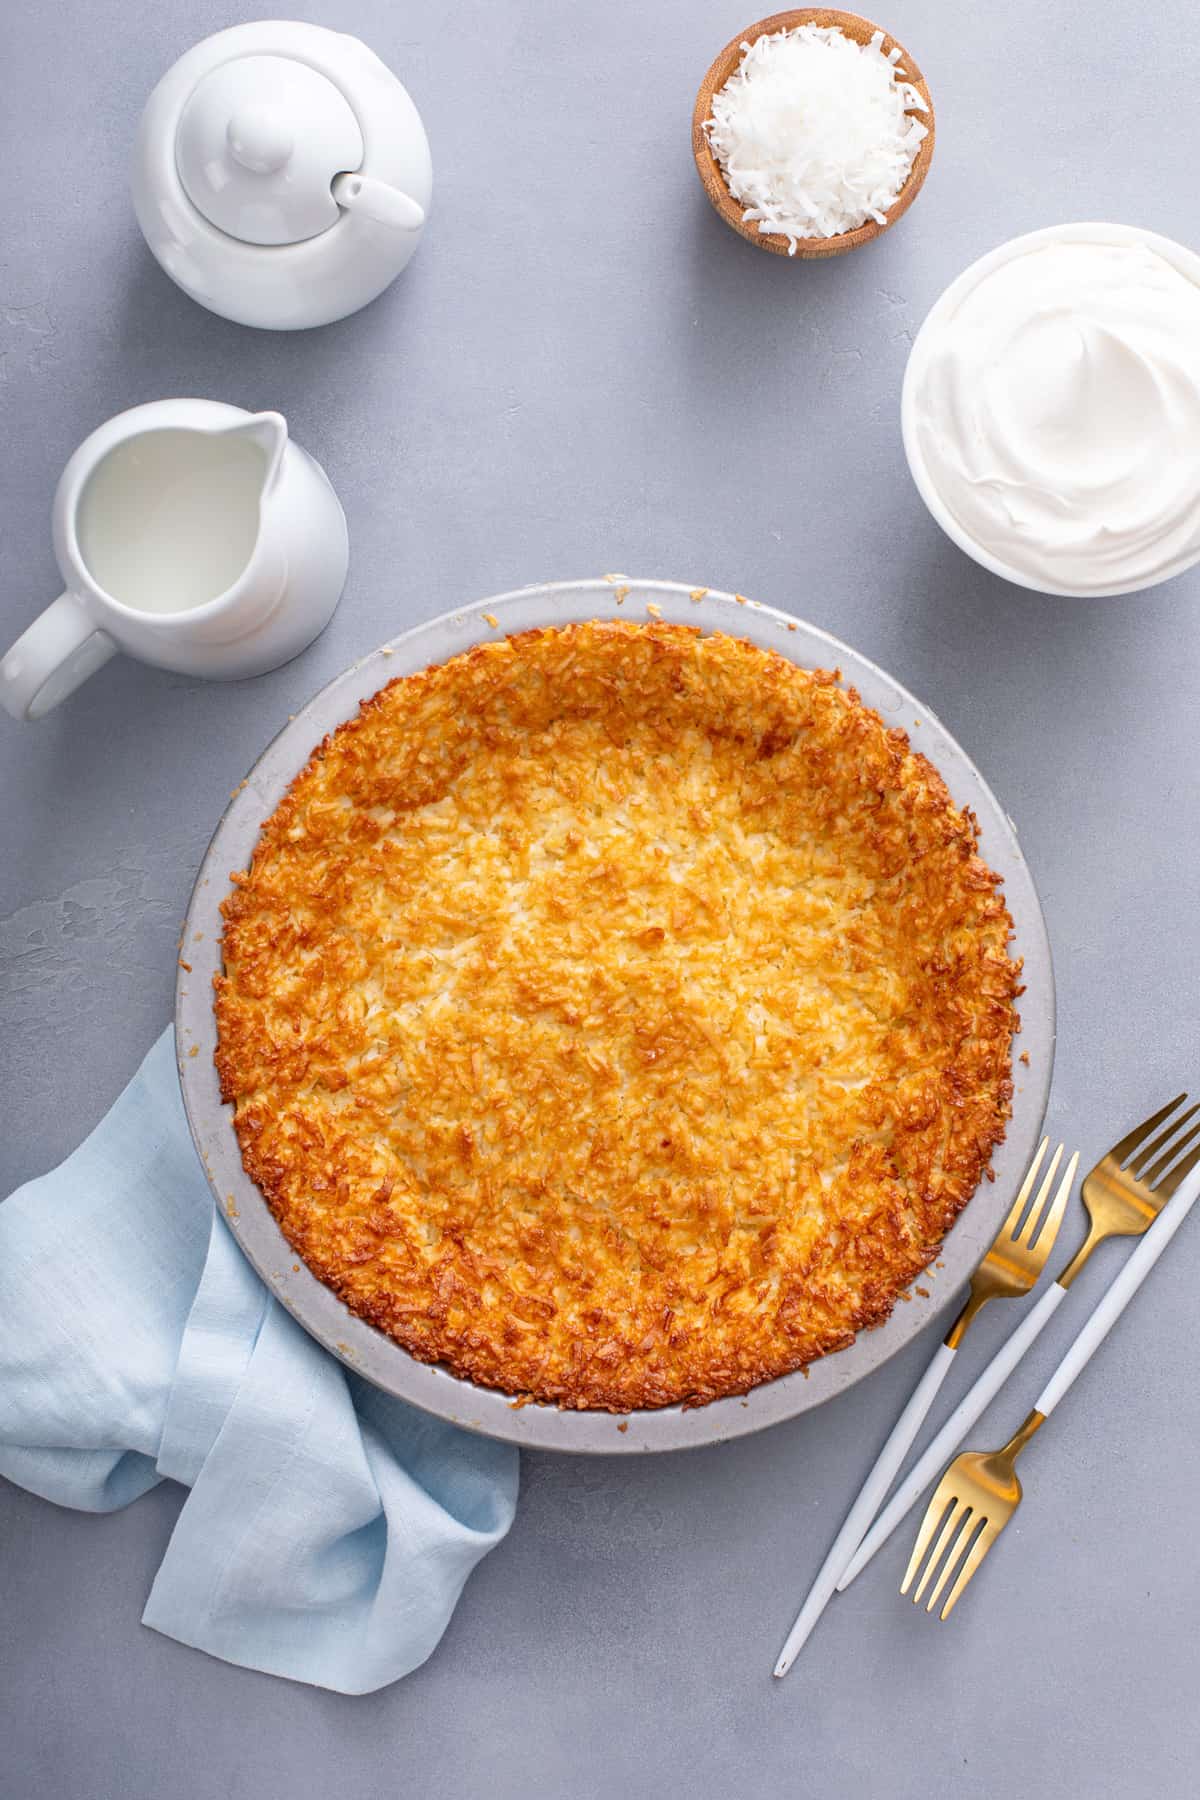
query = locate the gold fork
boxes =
[772,1139,1075,1677]
[902,1093,1200,1620]
[944,1141,1076,1348]
[838,1093,1200,1590]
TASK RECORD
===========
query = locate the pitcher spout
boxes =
[224,411,288,494]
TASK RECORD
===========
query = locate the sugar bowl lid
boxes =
[175,52,364,246]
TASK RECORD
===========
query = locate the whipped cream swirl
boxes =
[911,238,1200,594]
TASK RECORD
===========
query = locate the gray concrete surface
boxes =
[2,2,1198,1795]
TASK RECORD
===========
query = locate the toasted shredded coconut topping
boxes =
[217,623,1017,1411]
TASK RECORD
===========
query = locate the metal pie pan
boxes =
[176,578,1055,1454]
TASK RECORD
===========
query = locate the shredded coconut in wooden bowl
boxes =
[704,24,928,253]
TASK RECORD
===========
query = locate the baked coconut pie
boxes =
[215,620,1019,1411]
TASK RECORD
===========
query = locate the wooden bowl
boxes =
[692,9,935,259]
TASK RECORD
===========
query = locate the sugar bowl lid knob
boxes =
[175,52,364,246]
[226,105,294,175]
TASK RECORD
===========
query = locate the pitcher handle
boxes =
[1,592,116,720]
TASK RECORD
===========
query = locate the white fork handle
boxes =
[773,1339,957,1677]
[837,1280,1069,1590]
[1036,1169,1200,1415]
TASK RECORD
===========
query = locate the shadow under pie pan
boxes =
[176,578,1054,1455]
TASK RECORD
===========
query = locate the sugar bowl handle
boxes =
[331,172,425,232]
[1,591,116,720]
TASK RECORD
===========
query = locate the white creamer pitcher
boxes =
[1,399,348,719]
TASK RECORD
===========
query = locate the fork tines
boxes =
[902,1494,997,1619]
[1009,1140,1070,1249]
[1128,1099,1200,1189]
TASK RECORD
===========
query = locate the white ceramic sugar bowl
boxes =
[132,20,432,329]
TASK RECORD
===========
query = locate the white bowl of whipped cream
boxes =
[902,223,1200,596]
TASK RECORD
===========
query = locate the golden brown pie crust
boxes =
[215,621,1019,1410]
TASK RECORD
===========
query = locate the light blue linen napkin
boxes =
[0,1029,520,1694]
